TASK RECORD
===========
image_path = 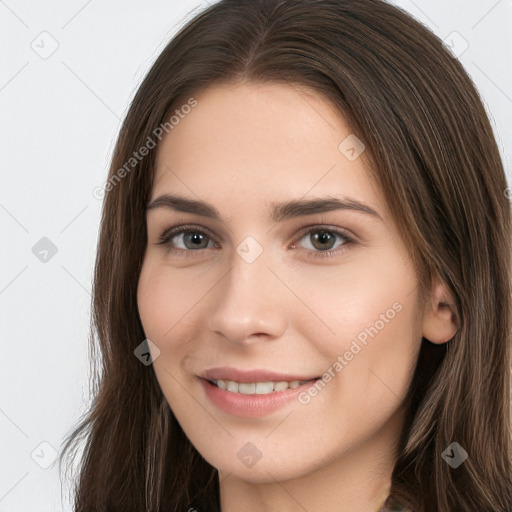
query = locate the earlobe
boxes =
[422,278,459,344]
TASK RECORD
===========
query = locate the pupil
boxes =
[313,231,333,250]
[187,233,206,248]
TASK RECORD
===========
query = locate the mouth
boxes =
[200,366,321,385]
[205,377,319,395]
[197,369,322,418]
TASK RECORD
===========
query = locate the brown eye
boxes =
[155,224,354,260]
[177,231,211,250]
[293,226,355,259]
[308,230,338,251]
[156,225,217,254]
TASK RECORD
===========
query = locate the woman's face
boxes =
[137,81,425,485]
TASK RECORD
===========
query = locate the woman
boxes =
[60,0,512,511]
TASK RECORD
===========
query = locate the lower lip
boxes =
[199,377,320,417]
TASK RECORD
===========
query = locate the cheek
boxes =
[297,249,420,396]
[136,263,202,401]
[137,259,210,341]
[295,246,416,342]
[137,265,172,341]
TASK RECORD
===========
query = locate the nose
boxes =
[208,246,289,345]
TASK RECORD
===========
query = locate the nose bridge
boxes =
[209,239,288,343]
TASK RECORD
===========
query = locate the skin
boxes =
[137,81,458,512]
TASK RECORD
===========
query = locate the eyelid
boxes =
[292,220,357,243]
[155,221,357,258]
[155,223,220,251]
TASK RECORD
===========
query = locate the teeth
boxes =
[255,382,274,394]
[226,380,238,392]
[212,378,313,394]
[274,381,289,392]
[239,382,256,394]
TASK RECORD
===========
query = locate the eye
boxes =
[154,223,355,259]
[291,225,355,259]
[155,224,218,256]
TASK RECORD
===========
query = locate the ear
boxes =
[422,277,459,344]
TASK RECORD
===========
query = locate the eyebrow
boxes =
[146,193,383,222]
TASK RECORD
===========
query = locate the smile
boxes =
[208,378,315,394]
[199,376,321,417]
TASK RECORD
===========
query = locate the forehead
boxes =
[151,81,387,221]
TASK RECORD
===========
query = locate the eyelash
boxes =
[155,222,355,260]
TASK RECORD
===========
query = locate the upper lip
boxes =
[200,367,320,383]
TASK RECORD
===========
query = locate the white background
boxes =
[1,0,511,510]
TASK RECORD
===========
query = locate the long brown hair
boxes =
[59,0,512,510]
